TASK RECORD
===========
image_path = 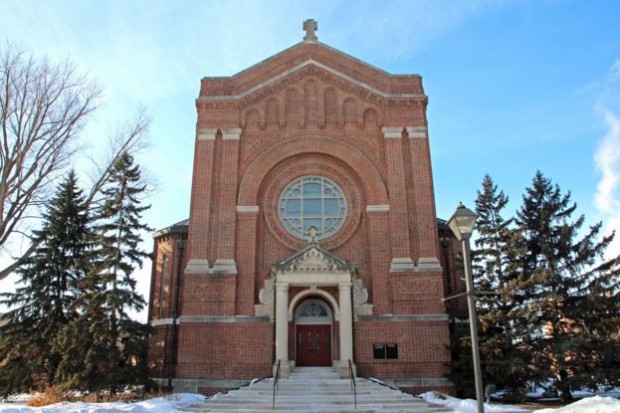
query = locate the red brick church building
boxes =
[148,20,459,396]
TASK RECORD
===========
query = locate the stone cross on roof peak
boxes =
[303,19,318,42]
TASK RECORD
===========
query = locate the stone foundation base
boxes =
[338,360,356,378]
[152,377,253,395]
[273,360,292,378]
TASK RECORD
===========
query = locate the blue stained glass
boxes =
[285,200,300,215]
[324,199,338,215]
[304,183,321,196]
[303,199,321,215]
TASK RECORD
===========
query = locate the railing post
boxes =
[349,359,357,410]
[273,359,281,410]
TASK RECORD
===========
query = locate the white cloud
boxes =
[594,112,620,213]
[593,59,620,258]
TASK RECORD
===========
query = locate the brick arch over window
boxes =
[238,136,388,206]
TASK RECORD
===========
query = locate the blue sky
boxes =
[1,0,619,319]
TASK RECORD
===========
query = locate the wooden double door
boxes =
[296,325,332,366]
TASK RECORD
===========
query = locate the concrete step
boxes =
[182,367,452,413]
[199,395,426,405]
[185,402,450,412]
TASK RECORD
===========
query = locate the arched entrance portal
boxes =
[295,299,332,366]
[256,238,372,378]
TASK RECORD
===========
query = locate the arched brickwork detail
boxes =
[265,97,280,128]
[238,136,388,206]
[304,78,318,125]
[259,155,364,250]
[343,97,357,126]
[323,87,338,126]
[285,87,304,128]
[289,289,340,321]
[243,107,263,129]
[363,108,379,131]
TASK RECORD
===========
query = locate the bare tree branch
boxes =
[85,108,150,207]
[0,43,100,252]
[0,43,151,281]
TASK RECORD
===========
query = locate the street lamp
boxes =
[448,202,484,413]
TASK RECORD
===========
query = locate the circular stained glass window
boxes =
[278,176,347,240]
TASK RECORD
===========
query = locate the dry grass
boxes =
[27,387,65,407]
[26,386,153,406]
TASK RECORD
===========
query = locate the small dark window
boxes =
[373,343,398,359]
[373,344,385,359]
[386,343,398,359]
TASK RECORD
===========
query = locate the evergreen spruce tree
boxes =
[68,151,152,393]
[0,171,92,395]
[448,175,530,399]
[472,175,530,398]
[512,171,620,401]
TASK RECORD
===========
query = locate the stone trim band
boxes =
[197,127,243,140]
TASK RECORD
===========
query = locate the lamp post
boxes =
[448,202,484,413]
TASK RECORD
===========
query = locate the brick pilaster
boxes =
[186,127,217,273]
[366,205,392,314]
[214,128,242,274]
[382,127,415,272]
[235,206,259,315]
[406,126,441,270]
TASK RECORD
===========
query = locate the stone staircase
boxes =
[183,367,452,412]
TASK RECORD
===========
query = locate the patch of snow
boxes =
[367,377,399,390]
[1,394,31,404]
[0,393,205,413]
[534,396,620,413]
[368,377,386,385]
[419,391,620,413]
[418,391,526,413]
[600,387,620,399]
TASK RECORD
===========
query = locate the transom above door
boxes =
[294,298,333,325]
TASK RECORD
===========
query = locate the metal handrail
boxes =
[272,360,281,410]
[348,359,357,410]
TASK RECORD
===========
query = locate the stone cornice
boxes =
[366,204,390,213]
[357,313,449,322]
[143,316,278,328]
[197,60,426,104]
[196,128,242,140]
[197,128,218,140]
[406,126,428,139]
[382,127,404,139]
[221,128,242,140]
[236,205,260,213]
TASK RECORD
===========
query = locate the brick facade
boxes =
[148,24,459,395]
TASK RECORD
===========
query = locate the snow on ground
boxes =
[0,393,205,413]
[0,392,618,412]
[534,396,620,413]
[419,391,527,412]
[419,391,620,413]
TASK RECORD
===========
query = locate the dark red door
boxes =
[296,325,331,366]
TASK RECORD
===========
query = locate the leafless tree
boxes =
[0,43,149,280]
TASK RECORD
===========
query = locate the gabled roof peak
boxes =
[272,236,354,274]
[198,21,425,101]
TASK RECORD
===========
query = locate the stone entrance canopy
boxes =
[256,235,371,378]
